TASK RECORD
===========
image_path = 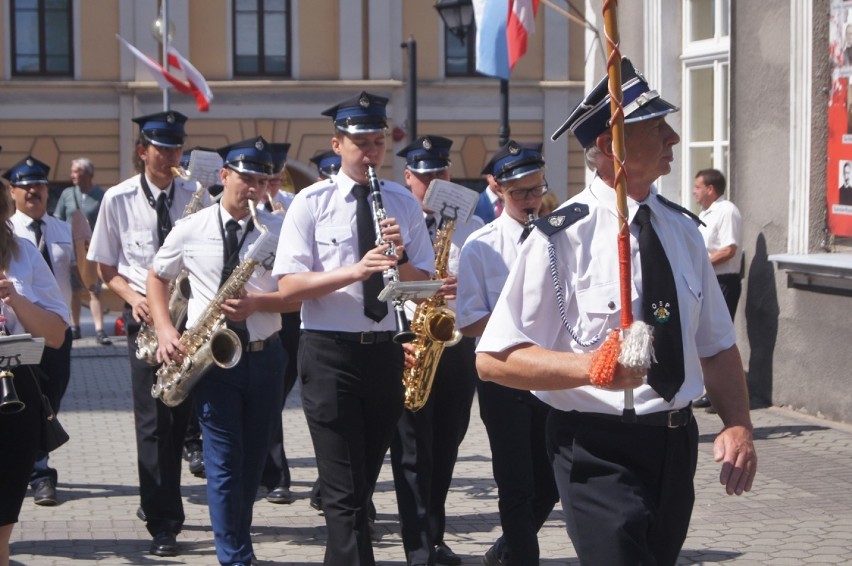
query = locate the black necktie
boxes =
[353,184,388,322]
[520,224,533,243]
[634,204,684,402]
[32,220,54,274]
[220,220,241,287]
[156,192,172,247]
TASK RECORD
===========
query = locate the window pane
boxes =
[16,0,38,8]
[266,0,286,11]
[16,55,40,74]
[690,147,714,177]
[445,29,472,76]
[689,0,714,42]
[15,12,39,56]
[689,67,714,142]
[264,12,287,56]
[719,63,729,140]
[46,54,71,73]
[236,13,258,56]
[720,0,730,37]
[235,0,255,11]
[45,0,68,9]
[45,13,70,55]
[236,55,259,74]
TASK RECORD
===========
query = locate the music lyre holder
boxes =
[0,334,46,414]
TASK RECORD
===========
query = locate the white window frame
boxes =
[680,0,730,206]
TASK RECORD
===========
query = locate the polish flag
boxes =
[507,0,539,71]
[473,0,539,80]
[117,35,213,112]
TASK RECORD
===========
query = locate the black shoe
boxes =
[482,541,505,566]
[693,394,712,408]
[95,330,112,345]
[71,326,82,340]
[435,542,462,565]
[136,506,146,522]
[309,496,322,512]
[150,531,178,557]
[188,449,205,477]
[33,479,57,506]
[266,485,294,504]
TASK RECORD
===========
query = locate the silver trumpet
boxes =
[366,165,415,344]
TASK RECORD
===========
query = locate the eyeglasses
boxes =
[505,182,549,201]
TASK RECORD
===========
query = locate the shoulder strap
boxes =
[534,203,590,237]
[655,194,704,227]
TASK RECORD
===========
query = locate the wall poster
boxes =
[828,0,852,236]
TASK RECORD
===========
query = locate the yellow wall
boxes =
[79,1,120,80]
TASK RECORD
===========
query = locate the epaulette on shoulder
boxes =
[656,194,704,227]
[534,203,589,237]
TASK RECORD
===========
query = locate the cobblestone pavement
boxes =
[9,337,852,565]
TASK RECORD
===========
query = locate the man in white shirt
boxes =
[4,156,74,507]
[693,168,743,321]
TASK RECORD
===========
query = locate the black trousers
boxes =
[30,327,72,487]
[299,330,404,566]
[478,381,559,566]
[261,311,301,490]
[716,273,742,322]
[0,365,41,525]
[125,310,192,537]
[390,336,478,565]
[547,409,698,566]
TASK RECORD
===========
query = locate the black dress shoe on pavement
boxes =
[33,479,57,506]
[150,531,178,557]
[693,394,712,408]
[136,506,146,522]
[71,326,81,340]
[435,542,462,565]
[266,485,294,504]
[95,330,112,345]
[482,542,505,566]
[188,449,205,478]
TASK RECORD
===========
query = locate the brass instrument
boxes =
[135,170,207,365]
[0,370,25,414]
[366,165,415,344]
[403,206,463,411]
[151,199,270,407]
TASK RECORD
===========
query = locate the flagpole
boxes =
[498,78,510,146]
[161,0,170,111]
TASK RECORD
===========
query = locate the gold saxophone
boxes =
[136,170,207,365]
[402,212,462,411]
[151,200,270,407]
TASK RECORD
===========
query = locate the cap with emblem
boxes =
[396,135,453,174]
[481,140,545,183]
[217,136,274,176]
[268,143,291,175]
[309,150,342,179]
[551,58,679,147]
[132,111,188,148]
[321,91,389,135]
[2,156,50,186]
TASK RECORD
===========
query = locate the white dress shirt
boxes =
[10,210,74,308]
[87,174,209,293]
[1,238,71,334]
[698,198,743,276]
[272,172,435,333]
[476,177,736,416]
[153,204,284,341]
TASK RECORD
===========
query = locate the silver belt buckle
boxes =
[666,409,686,428]
[359,333,375,345]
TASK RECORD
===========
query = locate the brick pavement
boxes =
[9,337,852,565]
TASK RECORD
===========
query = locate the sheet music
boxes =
[0,334,46,368]
[378,280,443,302]
[424,180,479,223]
[187,150,224,189]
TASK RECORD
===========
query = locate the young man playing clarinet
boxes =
[273,91,434,566]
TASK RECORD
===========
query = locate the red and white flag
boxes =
[507,0,539,71]
[117,35,213,112]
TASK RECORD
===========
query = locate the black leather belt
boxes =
[583,405,693,428]
[305,330,395,345]
[246,334,279,352]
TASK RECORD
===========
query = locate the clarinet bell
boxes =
[393,307,417,344]
[0,370,25,415]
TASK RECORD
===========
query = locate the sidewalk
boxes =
[10,338,852,565]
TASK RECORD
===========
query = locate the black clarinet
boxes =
[366,165,415,344]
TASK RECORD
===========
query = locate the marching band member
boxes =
[4,157,75,508]
[0,172,70,566]
[148,136,291,566]
[390,135,482,566]
[456,142,559,566]
[273,91,434,566]
[87,111,205,557]
[260,141,301,505]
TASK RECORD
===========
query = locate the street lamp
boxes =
[434,0,510,146]
[401,36,417,144]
